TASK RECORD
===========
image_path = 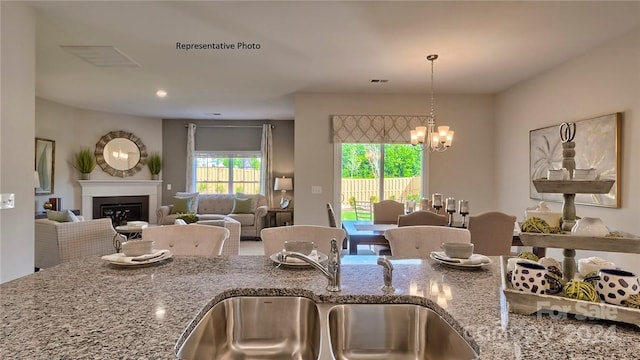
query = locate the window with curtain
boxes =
[332,115,427,220]
[340,143,422,220]
[194,151,262,194]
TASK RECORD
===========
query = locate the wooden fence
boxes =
[340,177,421,205]
[195,167,420,205]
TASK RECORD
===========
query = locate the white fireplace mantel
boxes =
[78,180,162,223]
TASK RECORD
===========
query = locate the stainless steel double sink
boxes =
[177,296,478,360]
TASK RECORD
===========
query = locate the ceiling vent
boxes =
[60,45,140,67]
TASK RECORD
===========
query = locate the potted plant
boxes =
[176,213,198,224]
[74,147,96,180]
[147,153,162,180]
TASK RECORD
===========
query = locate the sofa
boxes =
[35,217,121,269]
[184,216,241,255]
[156,193,269,238]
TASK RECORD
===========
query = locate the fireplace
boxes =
[93,195,149,226]
[78,180,162,223]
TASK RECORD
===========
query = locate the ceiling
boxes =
[30,1,640,120]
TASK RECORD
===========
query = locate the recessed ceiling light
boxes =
[156,89,167,98]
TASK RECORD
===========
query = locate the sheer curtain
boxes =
[186,123,196,192]
[261,124,274,208]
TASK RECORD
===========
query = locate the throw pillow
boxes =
[175,191,199,213]
[66,210,80,222]
[232,197,253,214]
[170,196,193,214]
[46,210,69,222]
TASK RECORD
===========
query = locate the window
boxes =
[195,151,262,194]
[340,143,422,220]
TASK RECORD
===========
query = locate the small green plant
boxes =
[176,213,198,224]
[147,153,162,175]
[74,147,96,174]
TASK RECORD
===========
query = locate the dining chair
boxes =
[467,211,517,256]
[353,200,372,221]
[397,210,448,227]
[326,203,337,227]
[260,225,346,256]
[372,200,405,224]
[383,226,471,258]
[142,224,228,256]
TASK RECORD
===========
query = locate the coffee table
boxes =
[115,224,157,240]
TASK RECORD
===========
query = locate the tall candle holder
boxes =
[459,200,469,228]
[432,193,443,214]
[446,197,456,227]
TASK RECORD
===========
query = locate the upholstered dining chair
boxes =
[326,203,337,227]
[373,200,405,224]
[142,224,228,256]
[467,211,517,256]
[383,226,471,258]
[260,225,346,256]
[397,210,448,227]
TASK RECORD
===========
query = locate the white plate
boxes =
[270,252,329,267]
[102,250,172,267]
[429,252,493,269]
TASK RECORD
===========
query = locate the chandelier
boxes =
[410,54,454,151]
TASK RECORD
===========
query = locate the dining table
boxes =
[341,220,546,257]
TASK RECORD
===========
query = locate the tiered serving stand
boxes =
[502,122,640,328]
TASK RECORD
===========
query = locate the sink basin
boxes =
[327,304,478,360]
[177,296,321,360]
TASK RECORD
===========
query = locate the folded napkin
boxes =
[431,251,491,265]
[101,249,170,264]
[279,249,319,263]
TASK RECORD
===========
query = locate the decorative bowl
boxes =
[122,240,154,257]
[571,217,609,237]
[284,241,315,255]
[442,242,474,259]
[577,256,616,277]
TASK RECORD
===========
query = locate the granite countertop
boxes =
[1,255,638,359]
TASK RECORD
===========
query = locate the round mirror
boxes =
[95,131,147,177]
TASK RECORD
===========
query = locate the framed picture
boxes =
[529,113,621,208]
[35,138,55,195]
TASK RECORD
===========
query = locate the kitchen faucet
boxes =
[280,238,341,292]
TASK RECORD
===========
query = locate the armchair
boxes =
[35,218,121,269]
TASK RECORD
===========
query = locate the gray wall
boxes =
[1,2,36,283]
[161,119,294,206]
[293,93,495,226]
[495,27,640,273]
[35,98,163,212]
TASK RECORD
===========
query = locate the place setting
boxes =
[429,242,493,269]
[270,241,328,268]
[101,239,173,267]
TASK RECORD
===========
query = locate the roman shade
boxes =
[332,115,429,143]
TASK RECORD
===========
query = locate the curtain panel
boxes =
[261,124,274,207]
[185,123,197,192]
[332,115,429,144]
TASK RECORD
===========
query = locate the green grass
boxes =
[340,209,371,221]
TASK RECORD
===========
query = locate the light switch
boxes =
[0,193,15,209]
[167,184,172,190]
[311,186,322,194]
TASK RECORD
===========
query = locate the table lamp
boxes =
[274,176,293,209]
